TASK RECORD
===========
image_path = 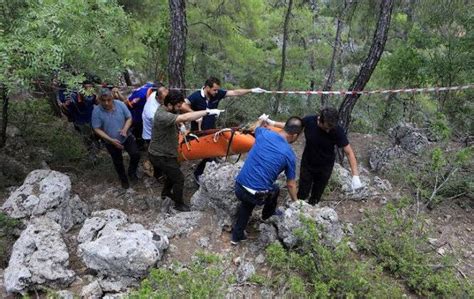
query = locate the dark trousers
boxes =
[297,164,333,205]
[105,135,140,184]
[232,183,279,242]
[149,154,184,205]
[144,140,163,179]
[131,121,144,150]
[194,158,215,177]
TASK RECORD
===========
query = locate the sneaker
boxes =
[230,235,248,246]
[174,203,190,212]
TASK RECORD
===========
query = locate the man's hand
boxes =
[179,123,187,134]
[119,128,128,137]
[206,109,225,116]
[258,113,276,126]
[351,176,362,191]
[111,139,124,150]
[251,87,267,93]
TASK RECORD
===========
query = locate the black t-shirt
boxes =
[301,115,349,169]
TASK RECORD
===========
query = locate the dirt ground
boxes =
[0,132,472,297]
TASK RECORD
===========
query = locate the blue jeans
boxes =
[232,182,279,242]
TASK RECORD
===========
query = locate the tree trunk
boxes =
[273,0,293,115]
[168,0,187,90]
[123,70,132,86]
[321,17,344,107]
[338,0,394,132]
[0,84,8,148]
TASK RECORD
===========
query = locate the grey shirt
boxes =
[148,106,179,157]
[91,100,131,143]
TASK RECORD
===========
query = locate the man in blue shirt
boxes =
[126,82,155,149]
[92,88,140,189]
[231,117,303,245]
[57,81,99,160]
[181,76,266,184]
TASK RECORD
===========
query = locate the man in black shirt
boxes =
[260,107,361,205]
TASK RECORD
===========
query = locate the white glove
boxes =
[179,123,187,134]
[258,113,275,126]
[206,108,225,116]
[251,87,267,93]
[351,176,362,191]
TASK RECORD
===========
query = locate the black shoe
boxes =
[174,203,190,212]
[121,180,130,189]
[161,191,172,199]
[129,174,139,183]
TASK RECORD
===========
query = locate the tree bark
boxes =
[168,0,187,90]
[123,70,132,86]
[273,0,293,115]
[338,0,394,132]
[0,84,8,148]
[321,17,344,107]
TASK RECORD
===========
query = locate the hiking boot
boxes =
[174,203,190,212]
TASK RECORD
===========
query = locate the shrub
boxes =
[129,251,226,298]
[265,217,404,298]
[0,212,21,267]
[356,199,473,297]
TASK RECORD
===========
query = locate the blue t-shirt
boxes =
[301,115,349,169]
[91,100,131,143]
[236,127,296,191]
[127,83,155,123]
[187,88,227,131]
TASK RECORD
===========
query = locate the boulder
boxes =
[77,209,169,291]
[152,211,205,239]
[190,162,242,229]
[236,262,255,283]
[389,122,429,154]
[272,201,344,248]
[81,280,103,299]
[1,170,89,231]
[4,217,75,294]
[369,145,407,173]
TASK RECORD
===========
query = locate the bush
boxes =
[129,251,226,298]
[0,212,21,267]
[265,217,404,298]
[356,199,473,297]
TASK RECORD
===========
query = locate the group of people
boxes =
[58,76,362,244]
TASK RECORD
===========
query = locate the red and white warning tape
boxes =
[172,84,474,95]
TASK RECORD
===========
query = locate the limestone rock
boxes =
[4,217,75,294]
[81,280,103,299]
[272,201,344,248]
[77,209,169,290]
[1,170,89,231]
[389,122,429,154]
[191,162,242,229]
[236,262,255,283]
[152,211,205,239]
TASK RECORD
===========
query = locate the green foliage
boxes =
[265,217,404,297]
[429,112,452,141]
[129,251,226,298]
[356,200,472,297]
[9,99,87,164]
[0,212,21,267]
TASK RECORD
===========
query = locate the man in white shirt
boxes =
[142,84,169,178]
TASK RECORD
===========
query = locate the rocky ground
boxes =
[0,125,472,298]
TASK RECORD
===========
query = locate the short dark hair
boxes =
[204,76,221,88]
[98,87,112,98]
[319,107,339,129]
[284,116,303,135]
[164,90,185,106]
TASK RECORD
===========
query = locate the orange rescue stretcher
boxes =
[177,126,281,161]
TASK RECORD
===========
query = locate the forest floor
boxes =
[0,132,472,298]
